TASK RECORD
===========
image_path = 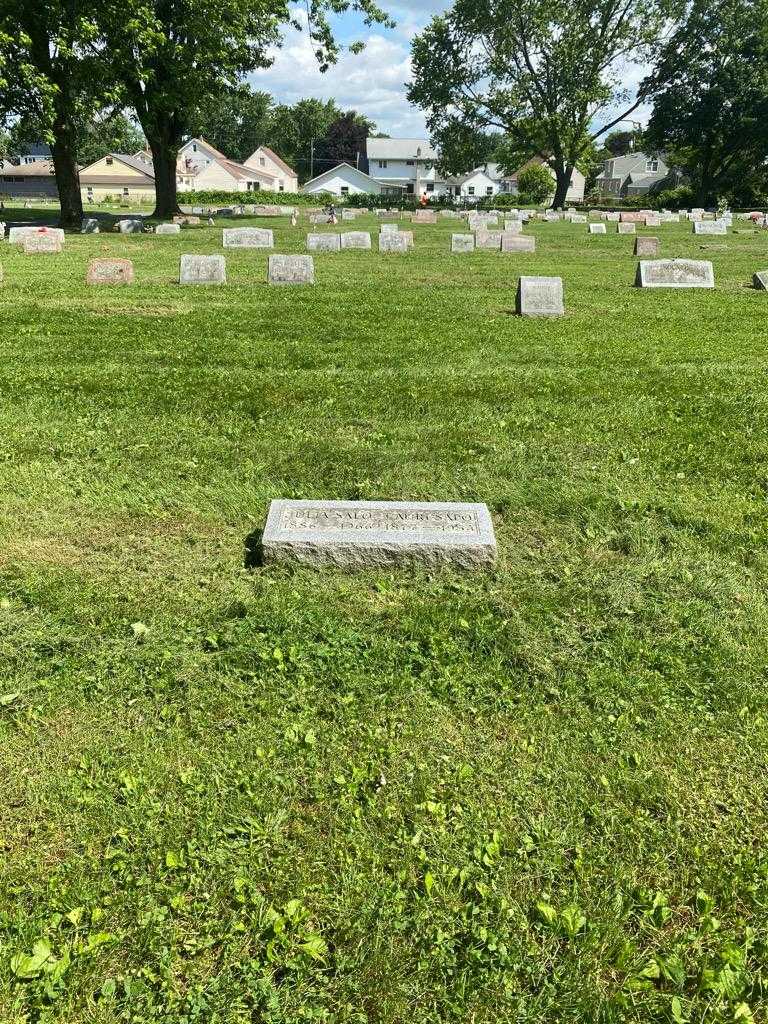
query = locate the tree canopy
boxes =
[408,0,672,207]
[643,0,768,206]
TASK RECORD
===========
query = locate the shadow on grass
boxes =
[244,528,264,569]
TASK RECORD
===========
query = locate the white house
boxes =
[488,158,585,203]
[300,162,404,197]
[365,138,445,197]
[444,167,499,199]
[244,146,298,193]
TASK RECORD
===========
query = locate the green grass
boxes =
[2,207,768,1023]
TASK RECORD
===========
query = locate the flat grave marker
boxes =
[262,499,497,570]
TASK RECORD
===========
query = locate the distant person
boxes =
[419,193,428,207]
[290,211,297,227]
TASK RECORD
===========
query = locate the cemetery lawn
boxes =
[2,209,768,1024]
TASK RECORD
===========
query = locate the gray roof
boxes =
[111,152,156,178]
[366,137,438,161]
[445,167,497,186]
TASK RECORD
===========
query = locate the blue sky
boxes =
[249,1,449,136]
[249,1,651,140]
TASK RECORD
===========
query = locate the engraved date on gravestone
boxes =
[261,500,497,569]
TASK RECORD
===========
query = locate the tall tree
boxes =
[408,0,672,208]
[98,2,392,217]
[314,110,376,172]
[0,2,112,227]
[77,111,146,166]
[267,98,341,182]
[190,85,274,163]
[643,0,768,207]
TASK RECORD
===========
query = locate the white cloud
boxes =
[248,4,446,137]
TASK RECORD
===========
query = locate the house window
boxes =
[340,186,349,195]
[279,180,284,192]
[192,143,197,152]
[646,159,658,171]
[106,156,113,165]
[426,183,434,193]
[87,187,93,199]
[468,186,475,195]
[378,160,388,169]
[123,188,129,196]
[406,160,414,166]
[486,186,493,195]
[259,157,265,166]
[406,183,414,194]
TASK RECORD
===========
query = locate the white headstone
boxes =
[589,224,606,234]
[451,233,475,253]
[268,254,314,285]
[307,233,341,252]
[340,231,372,250]
[516,276,564,316]
[501,234,536,253]
[693,221,727,235]
[179,254,226,285]
[635,259,714,288]
[379,232,409,253]
[156,223,181,235]
[223,227,273,248]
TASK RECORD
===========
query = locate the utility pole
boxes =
[310,139,314,180]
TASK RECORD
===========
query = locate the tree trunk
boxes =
[51,127,83,230]
[552,165,572,208]
[148,133,181,219]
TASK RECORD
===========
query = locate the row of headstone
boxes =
[178,254,313,285]
[451,232,536,253]
[307,232,372,251]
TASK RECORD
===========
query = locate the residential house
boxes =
[0,159,59,198]
[488,157,586,203]
[244,146,299,193]
[16,142,52,165]
[366,138,445,197]
[300,162,404,197]
[79,152,156,203]
[595,152,670,196]
[444,168,499,199]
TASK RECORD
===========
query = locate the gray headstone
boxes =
[87,258,134,285]
[412,210,437,224]
[156,223,181,235]
[379,232,409,253]
[307,233,341,252]
[516,276,564,316]
[589,224,607,234]
[475,229,502,250]
[570,215,587,224]
[173,215,200,226]
[634,236,660,257]
[341,210,357,221]
[693,221,727,235]
[81,218,100,234]
[617,222,636,234]
[753,270,768,290]
[451,233,475,253]
[268,254,314,285]
[117,219,144,234]
[179,254,226,285]
[380,223,399,234]
[223,227,273,248]
[340,231,372,250]
[635,259,714,289]
[9,226,65,245]
[262,499,497,569]
[502,234,536,253]
[606,212,620,222]
[503,220,523,234]
[644,214,661,227]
